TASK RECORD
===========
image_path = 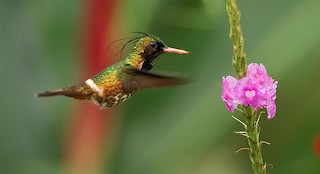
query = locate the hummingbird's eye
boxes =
[149,41,157,48]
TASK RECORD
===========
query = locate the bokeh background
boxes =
[1,0,320,173]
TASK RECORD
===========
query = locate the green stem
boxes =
[227,0,267,173]
[226,0,247,79]
[243,107,267,174]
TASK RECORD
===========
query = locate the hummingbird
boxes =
[36,33,189,108]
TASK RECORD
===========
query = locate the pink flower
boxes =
[221,63,278,119]
[234,77,269,108]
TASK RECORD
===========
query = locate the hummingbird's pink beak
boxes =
[163,47,189,54]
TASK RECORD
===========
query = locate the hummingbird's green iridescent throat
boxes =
[36,33,189,108]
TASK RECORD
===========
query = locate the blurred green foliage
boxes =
[1,0,320,174]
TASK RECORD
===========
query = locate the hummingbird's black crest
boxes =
[129,32,168,71]
[108,32,167,62]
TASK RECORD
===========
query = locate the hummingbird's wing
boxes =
[119,65,186,93]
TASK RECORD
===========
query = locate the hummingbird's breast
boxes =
[85,64,135,108]
[86,78,135,108]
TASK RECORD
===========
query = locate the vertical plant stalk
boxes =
[226,0,267,173]
[242,106,267,174]
[226,0,247,79]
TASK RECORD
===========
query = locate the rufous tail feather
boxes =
[35,85,90,100]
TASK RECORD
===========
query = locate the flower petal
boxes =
[266,103,276,119]
[221,76,239,112]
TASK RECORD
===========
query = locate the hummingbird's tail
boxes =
[35,84,91,100]
[35,88,73,97]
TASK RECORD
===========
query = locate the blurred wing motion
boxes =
[120,65,187,93]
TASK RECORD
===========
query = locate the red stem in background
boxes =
[314,135,320,158]
[64,0,117,173]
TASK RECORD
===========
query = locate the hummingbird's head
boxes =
[131,33,189,71]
